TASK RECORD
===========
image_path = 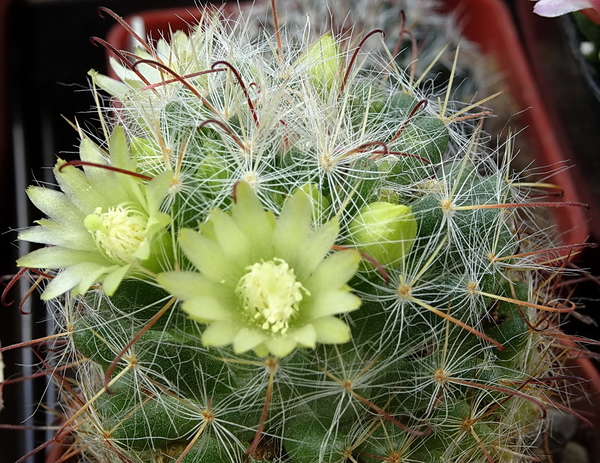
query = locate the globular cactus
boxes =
[14,3,588,463]
[243,0,486,105]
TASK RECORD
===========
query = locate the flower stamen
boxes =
[236,258,309,334]
[85,203,148,262]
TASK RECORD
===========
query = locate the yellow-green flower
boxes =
[157,182,361,358]
[17,127,172,300]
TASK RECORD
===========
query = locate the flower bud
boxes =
[296,33,343,90]
[348,202,417,267]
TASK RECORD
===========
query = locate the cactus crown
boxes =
[13,2,587,463]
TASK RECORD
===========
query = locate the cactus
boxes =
[243,0,485,104]
[13,3,590,463]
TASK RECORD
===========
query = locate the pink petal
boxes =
[534,0,593,16]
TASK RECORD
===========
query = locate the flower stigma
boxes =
[84,203,148,262]
[236,258,310,334]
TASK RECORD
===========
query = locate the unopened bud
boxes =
[296,33,343,90]
[349,202,417,267]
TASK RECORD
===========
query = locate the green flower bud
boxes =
[296,33,343,90]
[348,202,417,267]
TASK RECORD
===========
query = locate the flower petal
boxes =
[182,297,231,323]
[274,189,312,266]
[264,336,298,358]
[78,138,128,204]
[304,249,361,293]
[25,186,86,227]
[145,171,174,218]
[311,317,351,344]
[41,262,111,300]
[295,218,339,279]
[159,274,232,323]
[253,344,270,358]
[145,210,172,239]
[108,56,161,87]
[533,0,592,16]
[231,182,274,258]
[108,125,136,172]
[88,68,129,100]
[107,127,153,207]
[19,222,96,251]
[202,321,239,347]
[178,228,233,284]
[17,246,109,269]
[102,264,132,296]
[305,290,361,318]
[76,265,119,296]
[157,271,226,301]
[208,209,251,265]
[54,161,112,213]
[290,324,317,348]
[233,328,268,354]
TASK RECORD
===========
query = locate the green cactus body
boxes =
[15,2,586,463]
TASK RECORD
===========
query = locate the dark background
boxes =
[1,0,600,462]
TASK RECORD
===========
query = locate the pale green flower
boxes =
[17,127,172,300]
[89,29,198,100]
[157,182,361,358]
